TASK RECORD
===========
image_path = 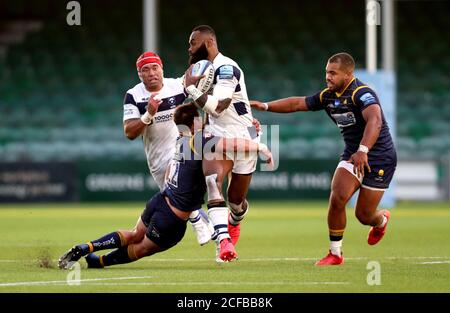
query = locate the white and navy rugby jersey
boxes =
[123,78,187,176]
[207,53,256,140]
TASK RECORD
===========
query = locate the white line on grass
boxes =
[1,256,449,264]
[0,280,349,287]
[77,281,351,286]
[418,260,450,265]
[388,256,450,260]
[0,276,153,287]
[127,256,450,262]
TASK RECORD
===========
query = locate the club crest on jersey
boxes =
[168,97,176,107]
[334,99,341,107]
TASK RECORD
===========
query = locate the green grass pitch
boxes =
[0,201,449,293]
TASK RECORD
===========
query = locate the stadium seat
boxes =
[0,0,449,161]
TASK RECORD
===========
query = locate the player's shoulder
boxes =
[213,53,242,80]
[126,82,146,97]
[214,53,238,67]
[351,78,379,104]
[214,53,242,72]
[123,82,146,104]
[317,87,333,102]
[352,78,376,95]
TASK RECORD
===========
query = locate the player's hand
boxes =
[147,93,162,116]
[184,65,205,88]
[258,143,274,171]
[252,118,262,134]
[347,151,370,178]
[250,100,267,111]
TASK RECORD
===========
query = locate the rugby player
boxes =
[184,25,260,261]
[58,103,273,268]
[122,51,213,245]
[251,52,397,266]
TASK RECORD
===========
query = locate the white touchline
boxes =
[0,256,449,264]
[0,281,350,287]
[0,276,153,287]
[78,281,351,286]
[418,261,450,265]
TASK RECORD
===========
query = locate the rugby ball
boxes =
[191,60,214,93]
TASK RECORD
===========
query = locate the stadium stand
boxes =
[0,0,449,161]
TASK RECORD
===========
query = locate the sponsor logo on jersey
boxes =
[154,112,174,123]
[331,112,356,128]
[218,65,233,79]
[360,92,376,105]
[124,108,135,116]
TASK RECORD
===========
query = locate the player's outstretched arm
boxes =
[123,94,162,140]
[250,97,309,113]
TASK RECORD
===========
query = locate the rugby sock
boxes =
[376,215,387,228]
[330,240,343,257]
[188,210,201,224]
[329,229,345,256]
[85,231,126,254]
[208,202,230,243]
[101,246,137,266]
[84,253,103,268]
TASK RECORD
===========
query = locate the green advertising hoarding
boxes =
[76,159,338,202]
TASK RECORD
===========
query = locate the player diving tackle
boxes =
[58,103,273,269]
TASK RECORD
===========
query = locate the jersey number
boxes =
[166,161,180,188]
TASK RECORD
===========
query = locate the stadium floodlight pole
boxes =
[366,0,380,73]
[143,0,158,52]
[382,0,395,71]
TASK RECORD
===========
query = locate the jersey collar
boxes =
[335,77,355,97]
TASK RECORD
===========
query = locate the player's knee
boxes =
[355,209,373,225]
[128,228,145,244]
[131,243,151,259]
[329,192,348,210]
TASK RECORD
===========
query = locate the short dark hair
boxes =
[328,52,355,72]
[192,25,216,38]
[174,102,199,128]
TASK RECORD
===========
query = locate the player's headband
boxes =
[136,52,163,71]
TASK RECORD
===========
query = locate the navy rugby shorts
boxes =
[141,193,187,249]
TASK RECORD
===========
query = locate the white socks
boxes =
[208,206,230,242]
[188,210,200,223]
[330,240,343,256]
